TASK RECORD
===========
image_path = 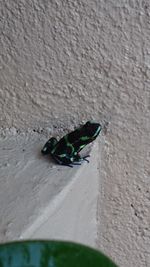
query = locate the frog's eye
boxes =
[86,121,91,126]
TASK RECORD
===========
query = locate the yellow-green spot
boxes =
[80,136,90,141]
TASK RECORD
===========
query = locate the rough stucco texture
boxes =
[0,0,150,266]
[1,0,149,129]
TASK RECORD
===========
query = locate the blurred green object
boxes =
[0,240,118,267]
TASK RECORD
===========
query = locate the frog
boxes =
[41,121,102,167]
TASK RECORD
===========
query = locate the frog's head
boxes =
[84,121,102,140]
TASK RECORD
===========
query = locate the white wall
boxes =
[0,1,150,266]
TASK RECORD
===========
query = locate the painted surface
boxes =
[0,130,99,247]
[0,1,150,266]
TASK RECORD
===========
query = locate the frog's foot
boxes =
[74,154,90,163]
[61,163,74,168]
[41,137,57,155]
[60,161,81,168]
[72,162,82,166]
[82,155,90,163]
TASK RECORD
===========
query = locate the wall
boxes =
[0,0,150,266]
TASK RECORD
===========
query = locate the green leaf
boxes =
[0,240,118,267]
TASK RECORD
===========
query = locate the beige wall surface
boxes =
[0,0,150,266]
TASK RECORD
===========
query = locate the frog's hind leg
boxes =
[41,137,57,155]
[51,155,73,168]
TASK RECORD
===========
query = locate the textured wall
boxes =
[0,0,150,266]
[1,1,149,128]
[1,0,111,129]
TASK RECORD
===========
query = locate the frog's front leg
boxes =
[74,154,90,163]
[82,155,90,163]
[41,137,58,155]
